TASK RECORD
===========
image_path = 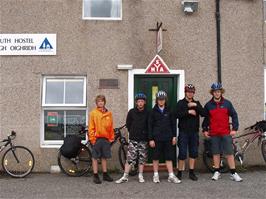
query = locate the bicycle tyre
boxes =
[2,146,35,178]
[58,144,92,177]
[118,144,138,176]
[202,151,229,173]
[261,140,266,164]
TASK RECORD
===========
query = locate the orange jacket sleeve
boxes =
[108,113,115,143]
[88,111,96,145]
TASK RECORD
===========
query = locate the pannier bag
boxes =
[60,135,82,158]
[255,120,266,132]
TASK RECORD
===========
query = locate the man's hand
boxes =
[172,137,177,145]
[230,130,237,137]
[188,102,197,108]
[188,110,196,116]
[203,131,210,138]
[149,140,155,148]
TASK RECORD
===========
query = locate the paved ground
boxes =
[0,170,266,199]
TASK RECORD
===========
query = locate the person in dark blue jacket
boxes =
[148,91,181,184]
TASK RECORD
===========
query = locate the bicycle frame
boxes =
[233,129,263,165]
[1,131,23,164]
[233,130,262,153]
[0,133,15,152]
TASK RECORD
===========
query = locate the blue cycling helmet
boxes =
[211,82,223,91]
[135,93,147,101]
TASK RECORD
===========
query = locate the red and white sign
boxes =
[145,55,170,74]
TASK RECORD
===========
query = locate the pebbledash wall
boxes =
[0,0,265,172]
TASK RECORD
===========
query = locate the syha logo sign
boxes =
[39,38,53,50]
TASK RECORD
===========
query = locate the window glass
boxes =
[65,80,84,104]
[83,0,121,19]
[45,80,64,104]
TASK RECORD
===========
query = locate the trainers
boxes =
[138,175,145,183]
[189,172,198,181]
[103,173,113,182]
[230,172,243,182]
[115,176,128,184]
[153,175,160,183]
[168,175,181,184]
[212,171,221,181]
[93,174,102,184]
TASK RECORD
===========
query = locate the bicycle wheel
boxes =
[2,146,35,178]
[261,140,266,163]
[118,144,138,176]
[58,145,92,177]
[202,151,229,173]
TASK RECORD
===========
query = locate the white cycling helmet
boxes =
[156,90,167,100]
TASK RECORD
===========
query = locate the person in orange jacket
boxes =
[88,95,114,184]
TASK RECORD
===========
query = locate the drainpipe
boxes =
[216,0,222,83]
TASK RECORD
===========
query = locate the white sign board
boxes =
[0,34,56,55]
[156,26,162,54]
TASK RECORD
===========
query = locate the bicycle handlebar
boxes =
[7,131,16,140]
[78,124,127,135]
[244,120,266,131]
[114,124,126,132]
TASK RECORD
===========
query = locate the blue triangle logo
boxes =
[39,38,53,49]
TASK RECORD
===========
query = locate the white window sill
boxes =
[82,17,122,21]
[40,144,61,149]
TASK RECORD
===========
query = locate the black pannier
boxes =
[255,120,266,132]
[60,135,82,158]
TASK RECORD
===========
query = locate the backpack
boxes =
[60,135,82,158]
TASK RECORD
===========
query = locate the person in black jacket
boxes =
[149,91,181,184]
[175,84,206,181]
[116,93,149,184]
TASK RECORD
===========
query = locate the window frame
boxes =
[82,0,122,21]
[42,76,87,107]
[41,76,88,148]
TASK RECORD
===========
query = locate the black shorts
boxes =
[92,138,112,159]
[152,140,175,161]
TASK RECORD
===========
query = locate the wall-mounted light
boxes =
[182,0,199,14]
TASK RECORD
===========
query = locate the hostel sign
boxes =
[145,55,170,74]
[0,34,56,55]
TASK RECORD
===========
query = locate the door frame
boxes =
[128,69,185,110]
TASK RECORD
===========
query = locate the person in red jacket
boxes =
[202,83,242,182]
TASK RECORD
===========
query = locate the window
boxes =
[42,76,87,147]
[83,0,122,20]
[43,78,86,106]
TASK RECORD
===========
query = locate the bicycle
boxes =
[203,120,266,173]
[57,125,138,177]
[0,131,35,178]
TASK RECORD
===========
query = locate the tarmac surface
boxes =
[0,169,266,199]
